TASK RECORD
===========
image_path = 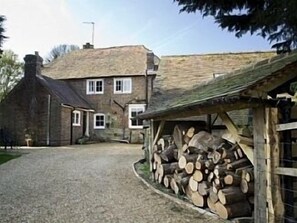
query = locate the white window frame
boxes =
[128,104,146,129]
[114,78,132,94]
[72,110,81,126]
[94,113,105,129]
[86,79,104,94]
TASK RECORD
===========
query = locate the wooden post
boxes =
[253,107,266,223]
[149,119,155,171]
[265,108,284,223]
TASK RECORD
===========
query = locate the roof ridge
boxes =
[91,44,150,51]
[161,51,275,58]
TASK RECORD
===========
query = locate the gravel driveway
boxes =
[0,143,227,223]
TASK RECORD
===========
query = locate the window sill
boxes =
[94,127,105,129]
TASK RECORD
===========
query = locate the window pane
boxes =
[132,119,137,126]
[89,81,94,92]
[116,80,122,91]
[131,111,137,118]
[123,79,131,92]
[96,81,102,92]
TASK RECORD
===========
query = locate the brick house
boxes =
[0,54,93,146]
[0,45,159,146]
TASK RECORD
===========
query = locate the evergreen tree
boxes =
[0,15,8,55]
[174,0,297,52]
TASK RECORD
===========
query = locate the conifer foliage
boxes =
[174,0,297,52]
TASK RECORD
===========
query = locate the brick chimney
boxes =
[147,51,158,72]
[83,42,94,49]
[24,52,43,81]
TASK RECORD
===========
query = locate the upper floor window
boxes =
[73,110,81,126]
[87,79,104,94]
[114,78,132,94]
[94,113,105,129]
[128,104,145,129]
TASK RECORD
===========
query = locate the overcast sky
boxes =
[2,0,272,61]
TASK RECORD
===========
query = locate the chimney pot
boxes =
[83,42,94,49]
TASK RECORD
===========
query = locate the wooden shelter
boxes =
[140,51,297,222]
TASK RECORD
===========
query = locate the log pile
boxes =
[150,124,254,220]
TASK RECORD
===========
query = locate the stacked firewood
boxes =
[151,124,254,220]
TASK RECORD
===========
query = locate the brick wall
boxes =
[67,75,155,143]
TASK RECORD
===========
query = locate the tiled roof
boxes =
[154,51,275,93]
[42,45,155,79]
[142,51,297,119]
[37,75,92,110]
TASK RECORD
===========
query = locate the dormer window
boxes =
[87,79,104,94]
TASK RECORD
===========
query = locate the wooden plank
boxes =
[253,107,266,223]
[265,108,284,223]
[218,112,254,165]
[276,121,297,131]
[149,119,154,171]
[152,120,165,146]
[152,101,260,121]
[275,167,297,177]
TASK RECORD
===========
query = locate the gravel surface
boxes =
[0,143,228,223]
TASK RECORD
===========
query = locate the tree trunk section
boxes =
[178,154,198,169]
[218,187,246,205]
[191,191,206,207]
[215,201,252,219]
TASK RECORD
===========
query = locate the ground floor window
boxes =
[94,113,105,129]
[73,110,81,126]
[129,104,145,129]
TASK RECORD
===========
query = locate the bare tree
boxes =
[45,44,80,63]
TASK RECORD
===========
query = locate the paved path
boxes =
[0,143,227,223]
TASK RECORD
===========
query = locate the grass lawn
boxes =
[0,152,21,165]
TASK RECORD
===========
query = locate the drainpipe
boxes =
[85,111,90,137]
[70,108,74,145]
[145,69,148,109]
[46,95,51,146]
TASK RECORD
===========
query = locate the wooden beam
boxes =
[152,120,165,146]
[152,101,259,121]
[238,135,254,146]
[218,112,254,165]
[253,107,266,223]
[276,121,297,131]
[148,119,154,171]
[265,108,284,223]
[275,167,297,177]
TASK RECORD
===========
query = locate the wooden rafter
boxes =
[152,120,165,146]
[218,112,254,165]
